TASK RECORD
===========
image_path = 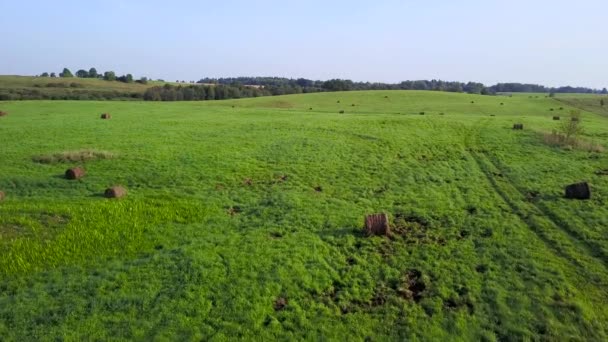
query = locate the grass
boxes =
[32,149,115,164]
[0,91,607,340]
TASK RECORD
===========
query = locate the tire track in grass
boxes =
[464,121,608,283]
[485,153,608,264]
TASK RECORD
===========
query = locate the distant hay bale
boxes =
[0,111,8,117]
[309,107,313,110]
[33,150,114,164]
[553,116,560,120]
[470,101,475,104]
[365,213,390,236]
[65,167,85,180]
[352,104,356,106]
[101,113,111,119]
[419,112,425,115]
[500,103,504,105]
[339,110,345,114]
[105,186,127,199]
[565,182,590,200]
[549,108,554,112]
[513,124,524,130]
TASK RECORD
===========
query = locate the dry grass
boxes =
[543,131,605,153]
[32,150,115,164]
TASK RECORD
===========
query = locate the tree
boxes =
[50,72,56,78]
[136,77,148,84]
[103,71,116,81]
[560,110,583,141]
[75,69,89,78]
[59,68,73,77]
[88,68,98,78]
[601,88,607,94]
[41,72,49,77]
[125,74,133,83]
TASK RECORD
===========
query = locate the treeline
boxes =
[198,77,608,96]
[197,77,489,95]
[489,83,607,94]
[39,67,149,84]
[143,84,268,101]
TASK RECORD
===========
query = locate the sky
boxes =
[1,0,607,88]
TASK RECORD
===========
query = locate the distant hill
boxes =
[0,75,169,100]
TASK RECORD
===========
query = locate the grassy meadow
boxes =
[1,91,607,340]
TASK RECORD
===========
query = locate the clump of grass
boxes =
[33,149,115,164]
[542,131,604,153]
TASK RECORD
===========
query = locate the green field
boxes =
[1,91,607,340]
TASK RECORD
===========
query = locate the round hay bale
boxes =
[0,191,5,202]
[365,213,390,236]
[101,113,111,119]
[105,186,127,198]
[339,110,345,114]
[553,116,560,120]
[565,182,590,200]
[65,167,85,180]
[512,124,524,130]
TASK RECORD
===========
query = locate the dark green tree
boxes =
[60,68,73,77]
[75,69,89,78]
[88,68,98,78]
[40,72,49,77]
[103,71,116,81]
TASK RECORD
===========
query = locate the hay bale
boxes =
[553,116,560,120]
[339,110,345,114]
[512,124,524,130]
[365,213,390,236]
[65,167,85,180]
[105,186,127,198]
[565,182,590,200]
[0,111,8,117]
[0,191,5,202]
[101,113,111,119]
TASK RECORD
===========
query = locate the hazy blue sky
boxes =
[1,0,606,87]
